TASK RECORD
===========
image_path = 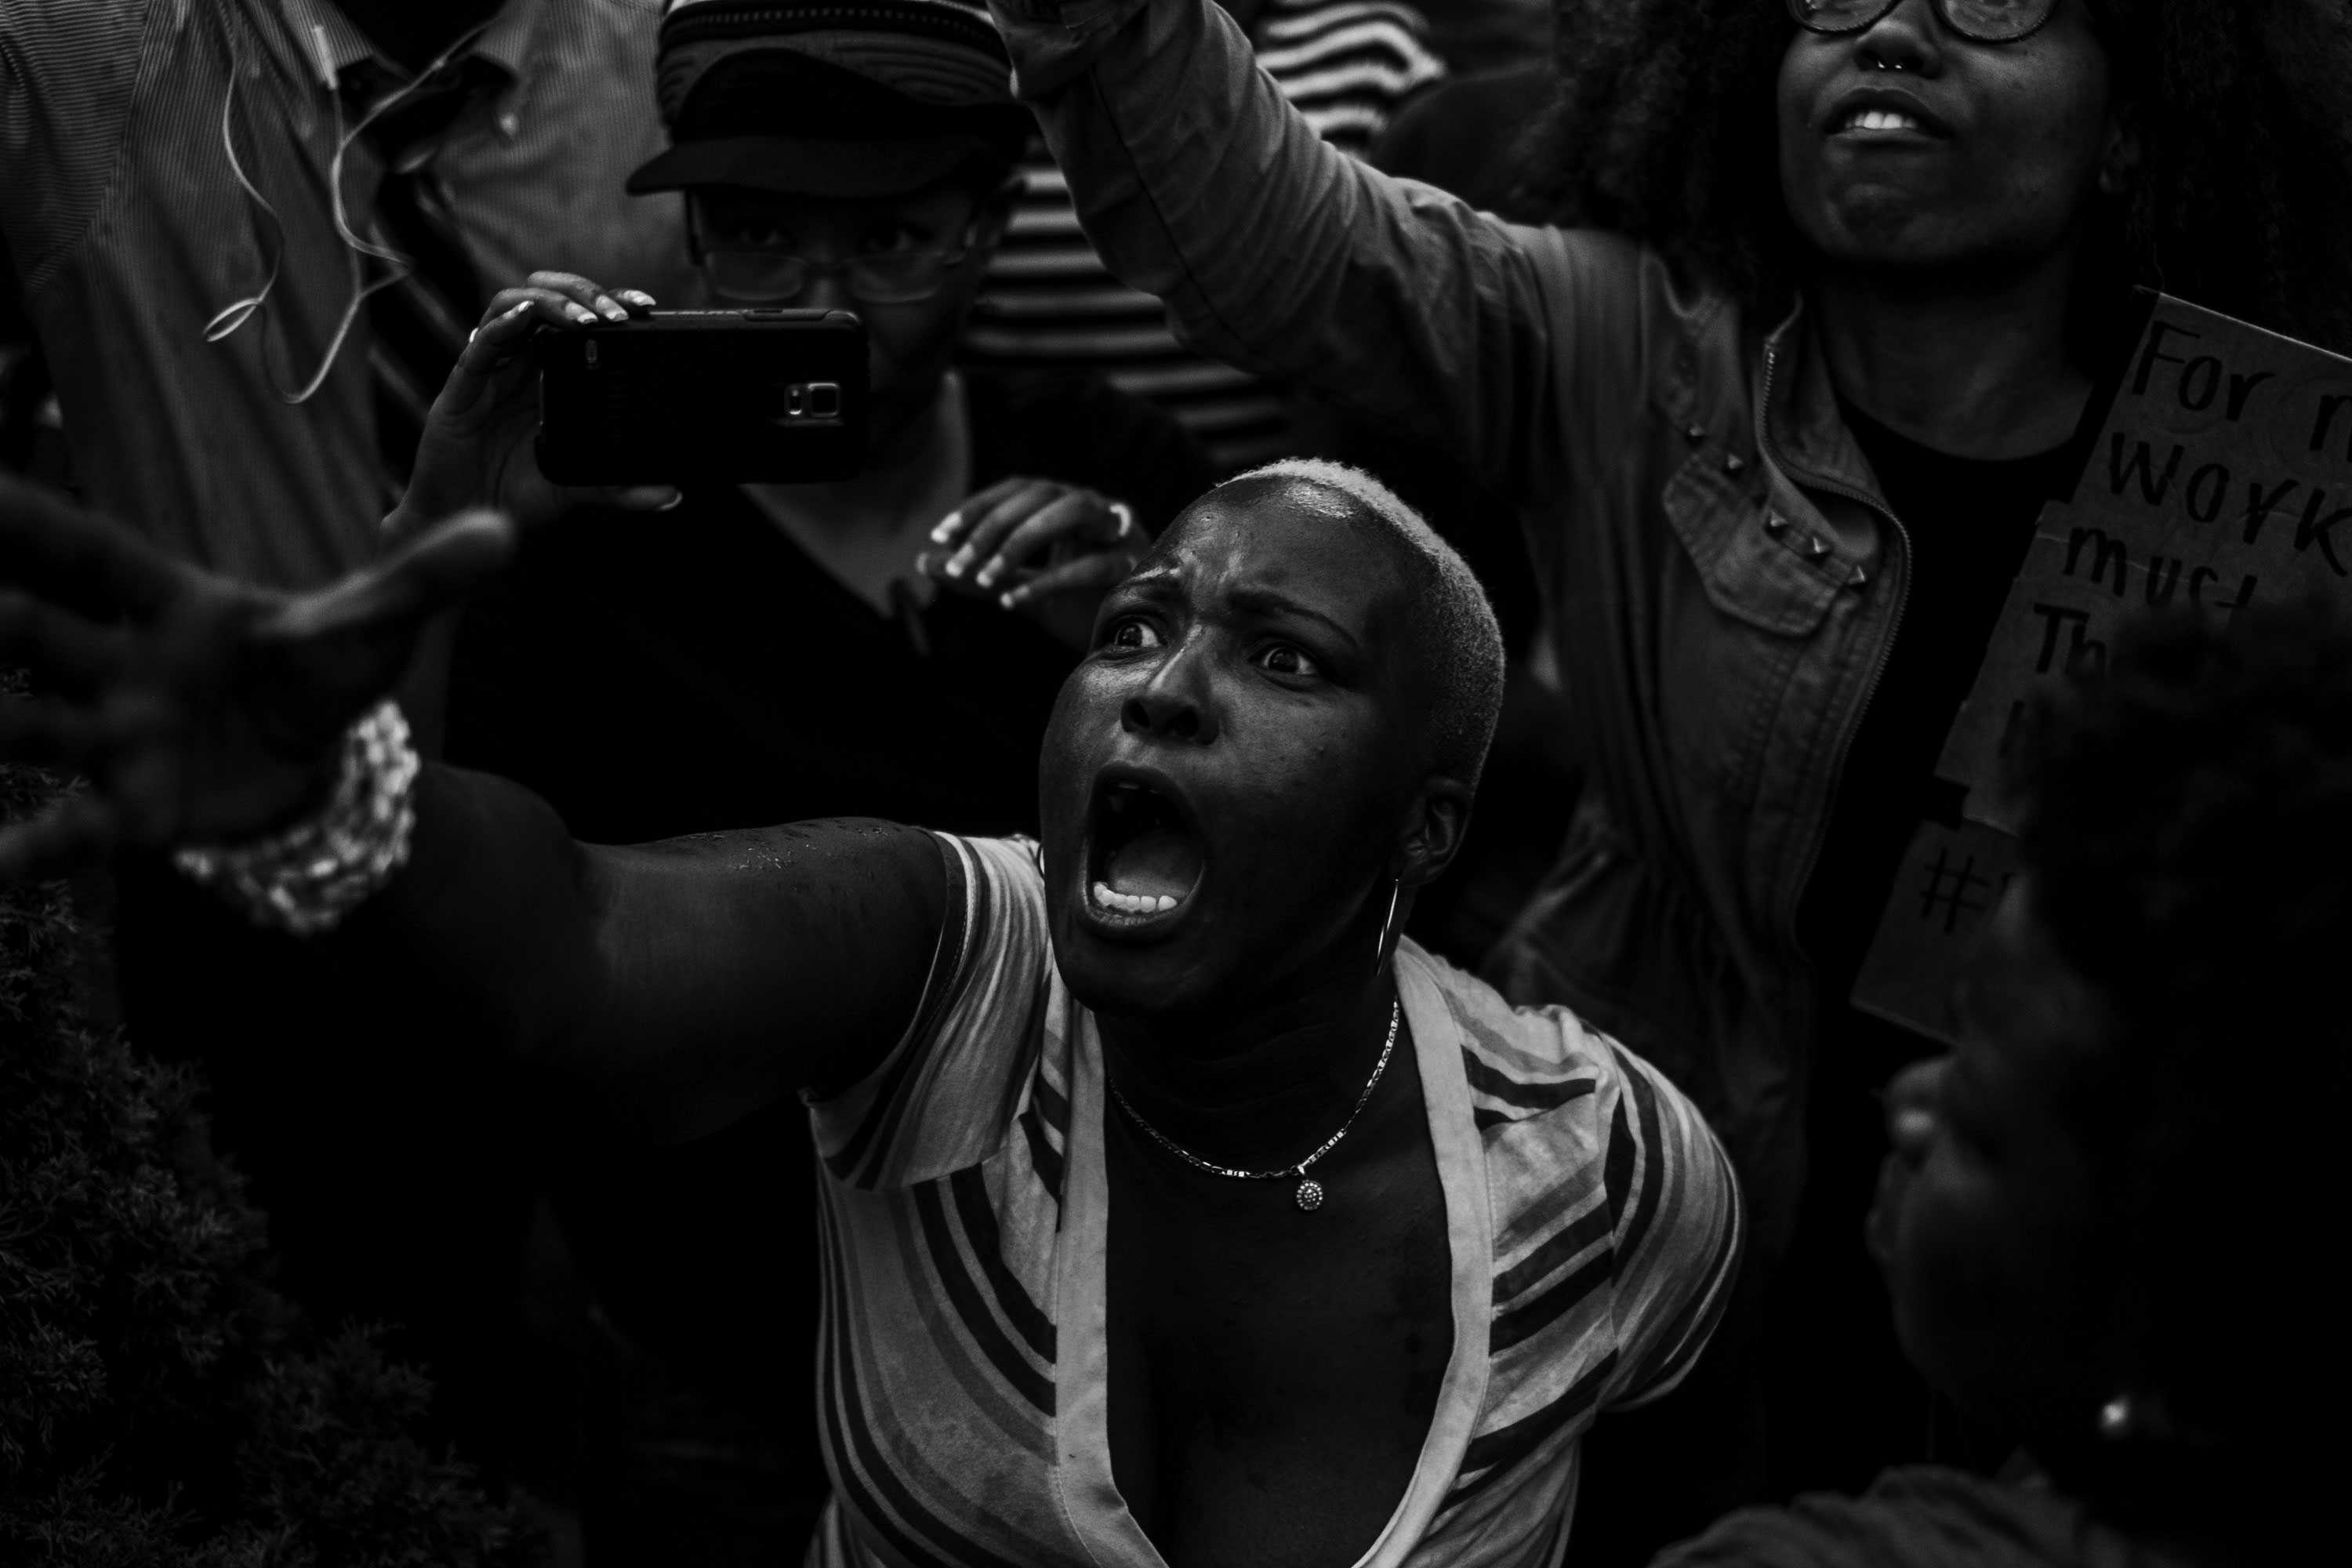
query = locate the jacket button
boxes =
[1722,453,1747,475]
[1762,510,1788,535]
[1803,535,1831,561]
[1847,564,1869,590]
[1685,423,1707,444]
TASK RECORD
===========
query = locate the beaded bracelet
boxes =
[172,700,420,936]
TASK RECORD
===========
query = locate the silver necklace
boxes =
[1106,998,1401,1213]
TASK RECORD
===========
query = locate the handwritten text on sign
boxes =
[1856,296,2352,1041]
[1851,820,2022,1050]
[1936,298,2352,828]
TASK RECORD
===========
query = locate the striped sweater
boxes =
[803,835,1744,1568]
[960,0,1446,473]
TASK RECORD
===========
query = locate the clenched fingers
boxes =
[927,477,1066,581]
[997,550,1138,612]
[510,271,652,328]
[973,494,1131,590]
[454,276,657,378]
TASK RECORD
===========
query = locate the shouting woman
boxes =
[954,0,2352,1519]
[0,455,1740,1568]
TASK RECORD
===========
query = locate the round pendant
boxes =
[1294,1178,1324,1212]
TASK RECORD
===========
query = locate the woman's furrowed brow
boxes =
[1223,586,1365,655]
[1116,566,1186,603]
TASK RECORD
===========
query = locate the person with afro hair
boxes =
[978,0,2352,1541]
[1653,595,2352,1565]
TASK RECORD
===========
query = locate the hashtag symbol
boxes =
[1915,847,1993,935]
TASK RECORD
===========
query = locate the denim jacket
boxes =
[991,0,1912,1263]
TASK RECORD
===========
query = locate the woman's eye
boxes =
[1259,644,1319,679]
[1105,618,1163,652]
[860,223,927,255]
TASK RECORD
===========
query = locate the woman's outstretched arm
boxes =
[353,769,946,1143]
[0,477,944,1147]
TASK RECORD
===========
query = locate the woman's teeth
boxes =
[1092,882,1178,916]
[1845,109,1921,132]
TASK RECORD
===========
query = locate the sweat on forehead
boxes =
[1173,459,1508,790]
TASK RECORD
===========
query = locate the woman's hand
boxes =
[0,477,512,878]
[917,477,1149,652]
[393,272,677,540]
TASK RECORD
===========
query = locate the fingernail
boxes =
[929,511,961,543]
[1893,1109,1934,1143]
[619,289,656,307]
[975,559,1002,588]
[594,295,626,321]
[568,303,597,324]
[655,492,684,512]
[506,300,532,319]
[466,326,481,343]
[999,592,1019,610]
[944,555,967,578]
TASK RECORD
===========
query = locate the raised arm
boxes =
[990,0,1627,496]
[0,477,942,1145]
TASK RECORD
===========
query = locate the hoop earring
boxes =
[1373,877,1400,975]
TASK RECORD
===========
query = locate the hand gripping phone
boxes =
[533,308,869,486]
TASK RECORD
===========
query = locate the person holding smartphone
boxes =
[385,1,1211,1553]
[420,0,1216,850]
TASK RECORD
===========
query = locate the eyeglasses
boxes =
[1786,0,2063,45]
[691,212,985,307]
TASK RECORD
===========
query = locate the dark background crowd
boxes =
[4,1,2350,1566]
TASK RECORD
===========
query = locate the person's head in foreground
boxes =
[1039,458,1507,1019]
[626,0,1032,448]
[1815,600,2352,1562]
[1525,0,2352,351]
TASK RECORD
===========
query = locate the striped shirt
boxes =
[804,835,1744,1568]
[0,0,695,588]
[960,0,1444,474]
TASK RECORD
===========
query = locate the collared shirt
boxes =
[803,834,1742,1568]
[1,0,695,588]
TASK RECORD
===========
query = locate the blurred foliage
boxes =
[0,723,537,1567]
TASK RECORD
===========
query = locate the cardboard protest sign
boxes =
[1852,295,2352,1041]
[1937,297,2352,826]
[1850,819,2020,1048]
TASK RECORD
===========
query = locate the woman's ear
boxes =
[1395,781,1472,891]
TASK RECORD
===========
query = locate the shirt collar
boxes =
[276,0,548,89]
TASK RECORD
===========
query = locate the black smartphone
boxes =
[533,308,869,485]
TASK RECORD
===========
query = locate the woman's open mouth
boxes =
[1084,773,1205,926]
